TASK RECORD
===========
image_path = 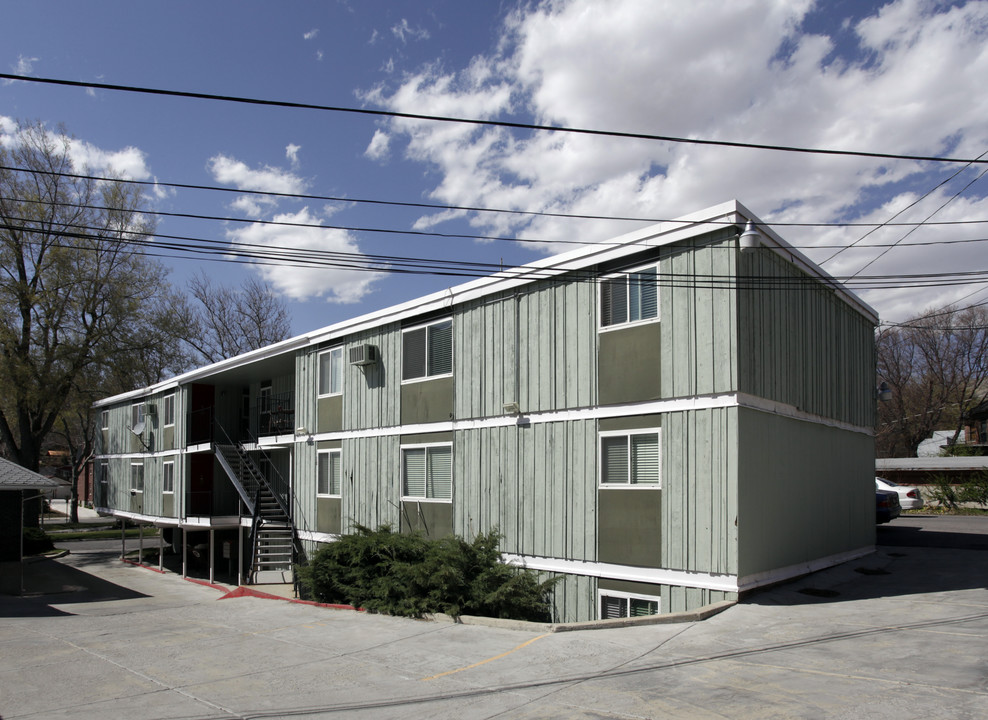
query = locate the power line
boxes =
[4,73,988,166]
[7,193,988,256]
[821,149,988,266]
[5,220,988,293]
[6,163,988,231]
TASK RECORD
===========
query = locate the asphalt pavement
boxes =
[1,515,986,719]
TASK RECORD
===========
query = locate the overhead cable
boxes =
[2,73,987,166]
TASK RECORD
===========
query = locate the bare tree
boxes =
[0,121,170,473]
[877,305,988,457]
[185,270,292,364]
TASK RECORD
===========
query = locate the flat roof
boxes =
[96,200,878,407]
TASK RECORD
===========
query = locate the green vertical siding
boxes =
[454,420,597,562]
[454,279,597,420]
[662,407,738,576]
[341,435,400,533]
[736,408,874,578]
[661,233,738,399]
[344,325,401,431]
[737,249,875,427]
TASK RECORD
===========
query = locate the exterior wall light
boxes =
[739,221,762,253]
[503,402,521,415]
[877,382,892,402]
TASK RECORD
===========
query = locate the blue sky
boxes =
[3,0,987,335]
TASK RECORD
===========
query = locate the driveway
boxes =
[1,516,986,719]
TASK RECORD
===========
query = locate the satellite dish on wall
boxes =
[131,420,146,435]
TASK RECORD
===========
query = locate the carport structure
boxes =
[0,456,61,594]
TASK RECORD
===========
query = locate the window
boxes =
[100,409,109,430]
[402,445,452,500]
[131,403,145,429]
[163,461,175,494]
[163,394,176,427]
[318,347,344,396]
[600,431,660,486]
[600,592,660,619]
[600,264,658,328]
[317,450,341,496]
[130,463,144,492]
[100,461,109,485]
[402,319,452,381]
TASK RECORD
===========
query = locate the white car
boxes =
[876,476,924,510]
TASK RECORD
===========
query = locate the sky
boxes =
[2,0,987,336]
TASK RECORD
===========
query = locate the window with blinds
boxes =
[317,450,341,496]
[600,264,658,328]
[600,594,659,619]
[600,431,660,486]
[402,319,453,380]
[318,347,343,396]
[402,445,452,500]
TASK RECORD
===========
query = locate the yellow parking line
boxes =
[421,633,550,681]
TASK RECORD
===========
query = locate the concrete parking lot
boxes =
[1,515,986,719]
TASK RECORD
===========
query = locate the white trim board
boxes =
[503,544,874,594]
[293,392,874,445]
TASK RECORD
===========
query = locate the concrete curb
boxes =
[120,561,735,631]
[424,600,736,632]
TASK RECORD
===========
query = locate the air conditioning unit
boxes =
[349,344,378,366]
[143,402,157,415]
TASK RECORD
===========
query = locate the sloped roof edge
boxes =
[96,200,877,407]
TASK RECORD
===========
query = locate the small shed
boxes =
[0,457,61,594]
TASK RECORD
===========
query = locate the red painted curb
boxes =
[219,585,362,611]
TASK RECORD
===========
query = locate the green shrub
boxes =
[22,527,54,555]
[959,472,988,507]
[927,474,961,510]
[298,525,556,622]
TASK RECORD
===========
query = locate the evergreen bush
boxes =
[299,525,556,621]
[22,527,54,555]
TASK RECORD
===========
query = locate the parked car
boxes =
[876,488,901,524]
[876,476,924,510]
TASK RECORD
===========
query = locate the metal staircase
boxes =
[214,440,300,585]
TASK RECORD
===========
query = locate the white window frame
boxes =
[598,589,661,619]
[130,402,145,428]
[400,442,453,502]
[401,318,453,384]
[317,347,344,397]
[162,460,175,494]
[163,394,176,427]
[130,463,144,492]
[317,449,342,497]
[99,461,109,486]
[598,429,661,488]
[599,262,660,331]
[100,409,109,430]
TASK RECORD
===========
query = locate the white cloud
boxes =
[392,18,430,43]
[3,55,38,84]
[285,143,302,166]
[68,141,152,180]
[1,118,152,179]
[230,195,268,217]
[363,0,988,321]
[364,130,390,161]
[207,154,306,194]
[304,28,319,40]
[226,207,381,303]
